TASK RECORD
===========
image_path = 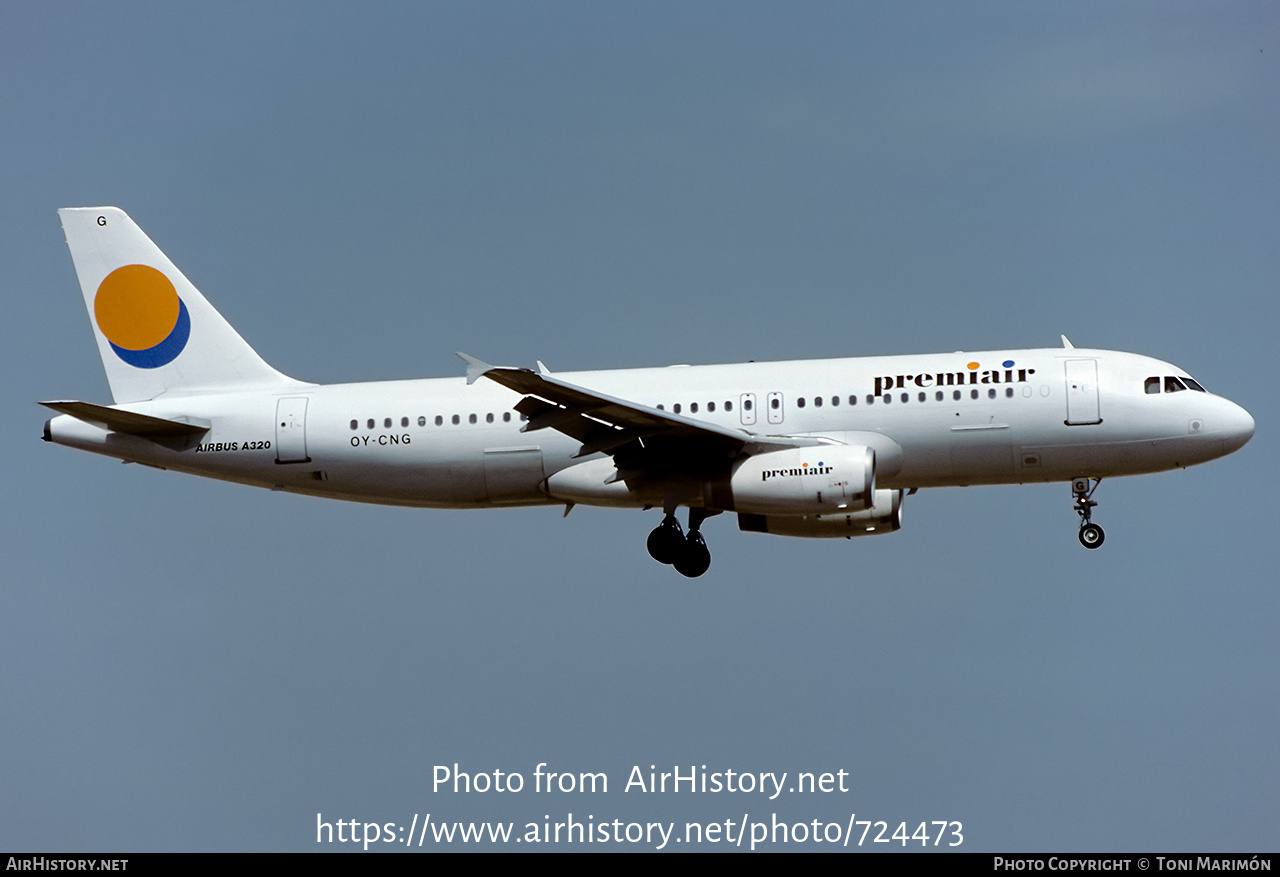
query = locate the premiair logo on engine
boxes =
[872,360,1035,396]
[761,462,833,482]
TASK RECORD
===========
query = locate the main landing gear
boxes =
[647,507,716,577]
[1072,477,1105,549]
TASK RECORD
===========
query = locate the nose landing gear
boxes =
[646,507,716,577]
[1072,477,1105,549]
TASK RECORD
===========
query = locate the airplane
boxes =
[42,207,1255,577]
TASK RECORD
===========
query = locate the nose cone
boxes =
[1218,399,1255,454]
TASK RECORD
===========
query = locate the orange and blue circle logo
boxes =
[93,264,190,368]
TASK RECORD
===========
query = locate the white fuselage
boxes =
[45,346,1255,511]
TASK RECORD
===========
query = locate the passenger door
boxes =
[1064,360,1101,425]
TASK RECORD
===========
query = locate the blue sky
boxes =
[3,2,1277,851]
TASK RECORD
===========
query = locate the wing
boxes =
[457,353,826,481]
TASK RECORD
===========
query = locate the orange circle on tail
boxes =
[94,265,180,351]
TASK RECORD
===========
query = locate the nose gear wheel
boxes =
[1078,523,1105,548]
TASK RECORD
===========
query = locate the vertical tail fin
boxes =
[59,207,303,402]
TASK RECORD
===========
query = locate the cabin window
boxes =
[673,403,682,414]
[725,400,733,411]
[743,399,753,411]
[435,415,443,426]
[797,397,806,408]
[953,390,961,401]
[401,417,409,427]
[866,395,874,405]
[936,391,944,401]
[770,397,780,409]
[918,392,926,402]
[1005,387,1014,397]
[486,413,494,423]
[971,389,979,399]
[451,414,460,425]
[690,402,699,413]
[367,419,375,429]
[883,395,891,405]
[350,420,358,430]
[848,395,857,406]
[814,396,823,408]
[503,412,511,422]
[468,413,477,424]
[900,393,908,403]
[708,401,716,412]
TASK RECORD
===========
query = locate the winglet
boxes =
[456,351,497,385]
[536,360,551,376]
[1061,335,1075,349]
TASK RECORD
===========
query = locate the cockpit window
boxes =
[1147,375,1207,395]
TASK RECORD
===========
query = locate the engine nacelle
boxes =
[737,488,904,538]
[725,445,874,515]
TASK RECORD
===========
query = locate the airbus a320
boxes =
[42,208,1255,577]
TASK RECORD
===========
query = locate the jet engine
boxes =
[737,488,904,538]
[723,445,875,515]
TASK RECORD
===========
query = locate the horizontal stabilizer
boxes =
[40,400,210,438]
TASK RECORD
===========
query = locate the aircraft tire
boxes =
[1078,523,1105,549]
[647,516,684,565]
[673,531,711,578]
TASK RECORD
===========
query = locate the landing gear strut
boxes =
[1072,477,1105,549]
[646,507,717,577]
